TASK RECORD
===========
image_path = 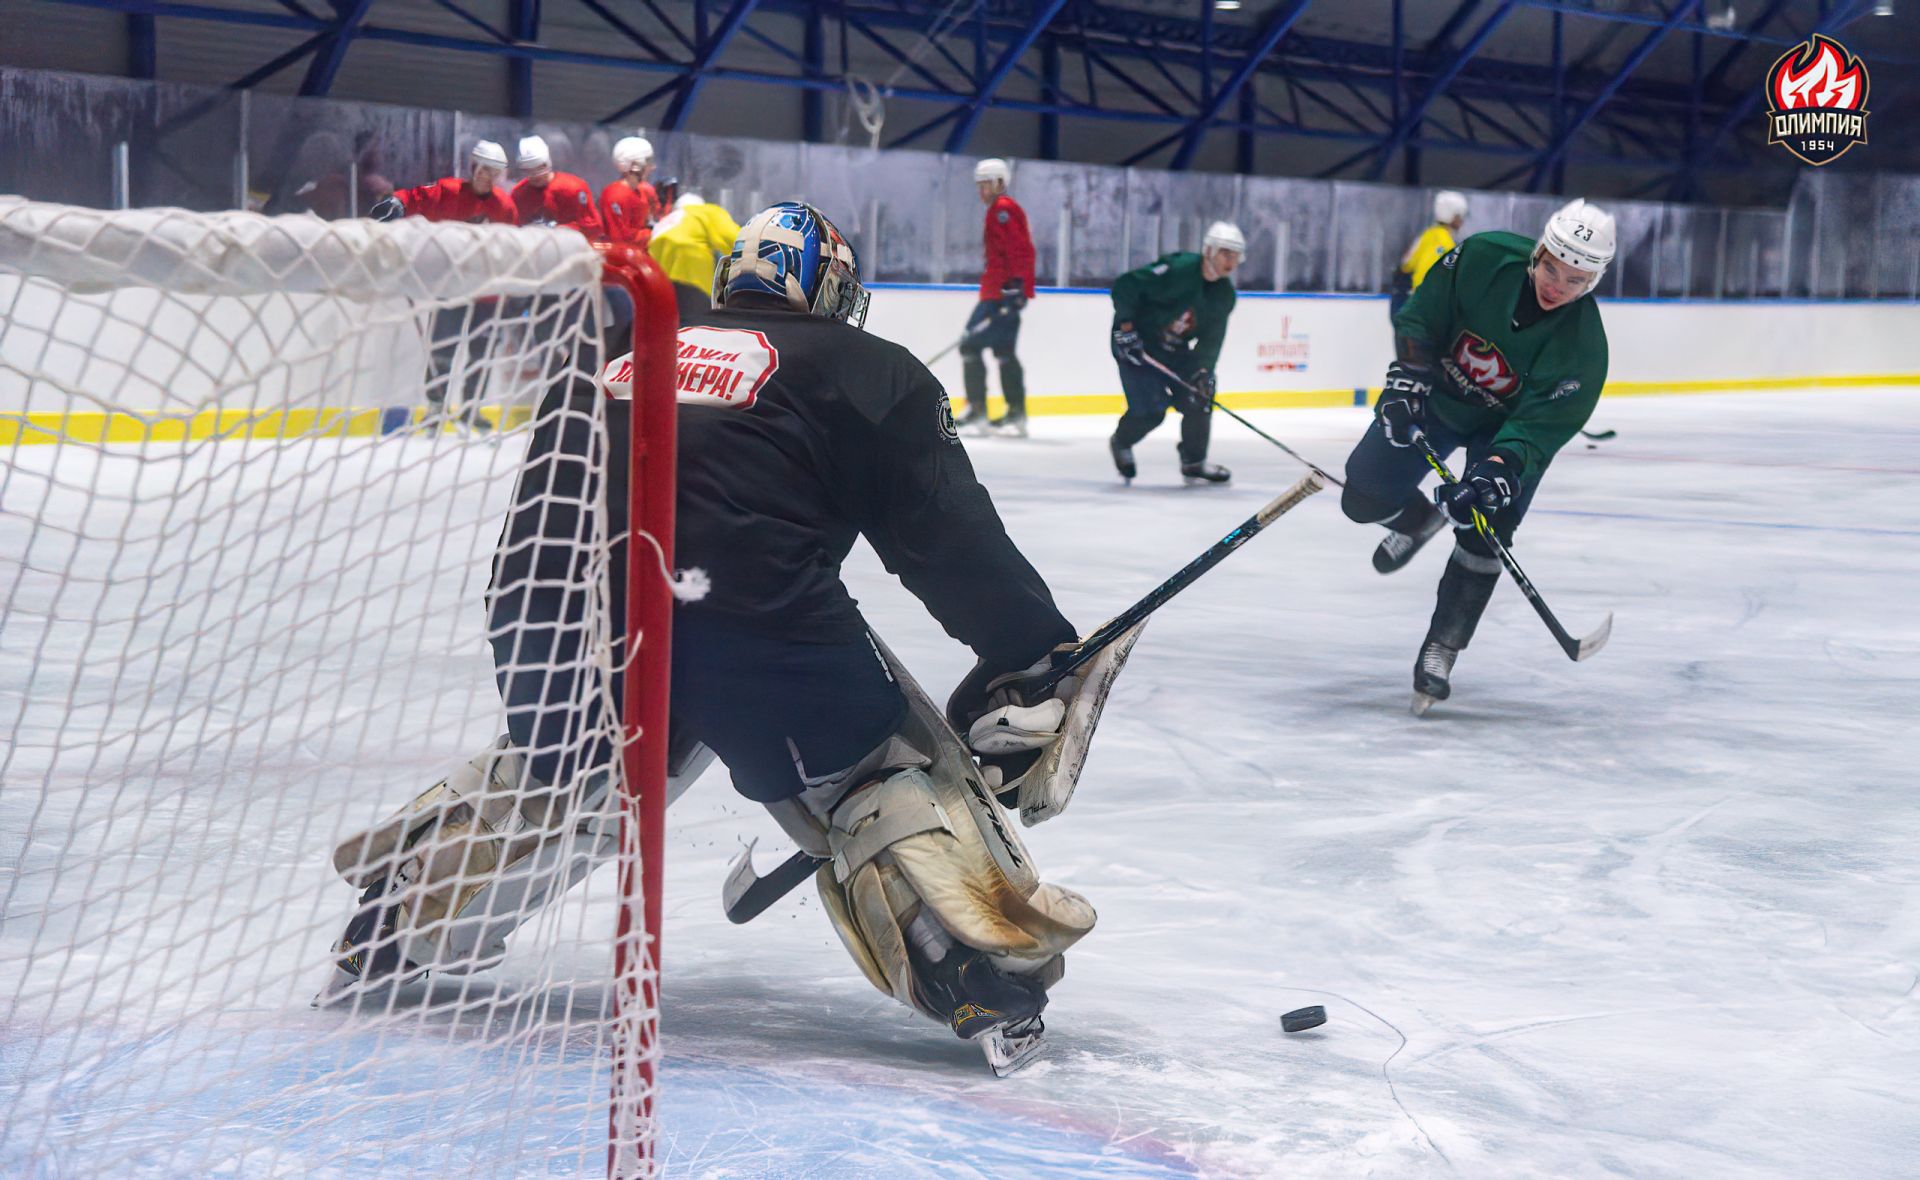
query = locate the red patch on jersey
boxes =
[1449,332,1519,397]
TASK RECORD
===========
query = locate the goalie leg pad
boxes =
[785,634,1095,1033]
[330,737,621,978]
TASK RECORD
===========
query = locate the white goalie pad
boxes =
[329,732,713,977]
[969,618,1148,826]
[766,634,1096,1028]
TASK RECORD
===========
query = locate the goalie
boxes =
[323,202,1122,1073]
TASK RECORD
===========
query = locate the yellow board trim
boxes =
[0,405,534,447]
[6,374,1916,446]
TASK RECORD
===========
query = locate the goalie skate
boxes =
[980,1016,1047,1077]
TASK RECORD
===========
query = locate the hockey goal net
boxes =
[0,199,678,1178]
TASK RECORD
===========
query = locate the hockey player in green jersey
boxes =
[1107,222,1245,484]
[1339,198,1614,714]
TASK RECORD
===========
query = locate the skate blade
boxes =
[311,963,427,1008]
[1411,692,1442,717]
[980,1025,1047,1077]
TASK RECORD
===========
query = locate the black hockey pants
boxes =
[959,298,1026,416]
[1112,353,1212,465]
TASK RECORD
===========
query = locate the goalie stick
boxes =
[1415,434,1612,662]
[722,470,1327,925]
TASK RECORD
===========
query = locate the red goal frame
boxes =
[600,245,680,1180]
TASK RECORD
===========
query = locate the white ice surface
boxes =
[656,389,1920,1179]
[6,388,1920,1178]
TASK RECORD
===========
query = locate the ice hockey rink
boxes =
[5,385,1918,1178]
[660,384,1920,1178]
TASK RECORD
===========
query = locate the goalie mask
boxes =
[715,201,870,329]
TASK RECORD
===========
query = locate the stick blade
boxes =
[1571,612,1614,662]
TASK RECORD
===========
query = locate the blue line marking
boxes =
[1535,507,1920,538]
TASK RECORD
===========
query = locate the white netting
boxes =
[0,200,660,1177]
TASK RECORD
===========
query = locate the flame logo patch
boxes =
[1448,332,1518,400]
[1764,34,1870,167]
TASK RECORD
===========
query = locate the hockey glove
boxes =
[998,278,1029,313]
[1434,458,1518,529]
[369,195,406,223]
[1183,368,1217,412]
[1378,361,1432,448]
[1112,326,1148,367]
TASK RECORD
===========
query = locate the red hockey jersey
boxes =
[512,172,605,240]
[600,179,659,246]
[980,194,1036,301]
[393,177,514,225]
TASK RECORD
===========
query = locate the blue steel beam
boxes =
[508,0,538,117]
[297,0,376,97]
[1367,0,1518,179]
[1526,0,1701,190]
[1167,0,1312,169]
[660,0,763,129]
[946,0,1073,152]
[127,14,157,76]
[573,0,675,62]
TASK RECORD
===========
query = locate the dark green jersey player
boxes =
[1107,221,1245,485]
[1338,198,1615,714]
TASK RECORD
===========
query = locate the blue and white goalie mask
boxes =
[714,201,870,328]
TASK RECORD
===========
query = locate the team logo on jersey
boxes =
[1445,332,1519,399]
[1763,34,1870,167]
[937,390,959,444]
[673,326,779,408]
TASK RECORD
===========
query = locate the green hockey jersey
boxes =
[1110,252,1237,378]
[1394,230,1608,478]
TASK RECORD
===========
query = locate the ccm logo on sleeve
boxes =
[597,326,781,408]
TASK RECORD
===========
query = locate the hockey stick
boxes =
[1580,428,1617,441]
[921,310,1008,366]
[721,470,1328,925]
[1138,355,1344,487]
[1415,435,1611,662]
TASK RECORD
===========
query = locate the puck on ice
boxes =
[1281,1005,1326,1033]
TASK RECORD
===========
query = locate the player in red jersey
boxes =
[510,136,605,241]
[956,158,1037,435]
[599,136,660,247]
[370,140,518,433]
[371,140,514,227]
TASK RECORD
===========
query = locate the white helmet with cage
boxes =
[1202,221,1246,257]
[1536,198,1616,288]
[1433,190,1468,226]
[973,158,1012,187]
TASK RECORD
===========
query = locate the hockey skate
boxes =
[1411,639,1458,716]
[980,1015,1047,1077]
[1180,461,1231,485]
[1372,506,1445,574]
[313,875,430,1006]
[988,411,1029,438]
[1109,436,1136,482]
[955,403,990,437]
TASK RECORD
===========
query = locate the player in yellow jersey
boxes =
[647,180,743,320]
[1390,191,1468,320]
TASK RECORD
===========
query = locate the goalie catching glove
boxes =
[947,617,1149,827]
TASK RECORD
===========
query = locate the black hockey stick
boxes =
[1138,355,1344,487]
[922,307,1016,366]
[721,470,1328,925]
[1580,428,1617,441]
[1415,435,1612,662]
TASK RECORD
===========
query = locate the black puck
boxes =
[1281,1005,1326,1033]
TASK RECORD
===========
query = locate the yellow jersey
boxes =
[1398,222,1458,291]
[647,201,743,291]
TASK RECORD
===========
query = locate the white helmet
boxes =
[1537,198,1616,287]
[674,192,704,209]
[613,136,653,171]
[1202,221,1247,257]
[973,158,1011,186]
[470,140,508,171]
[1434,190,1468,226]
[516,135,552,172]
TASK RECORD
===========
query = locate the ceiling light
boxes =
[1215,0,1242,10]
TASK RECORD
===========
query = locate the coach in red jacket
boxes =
[956,157,1037,435]
[373,140,515,226]
[511,136,605,240]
